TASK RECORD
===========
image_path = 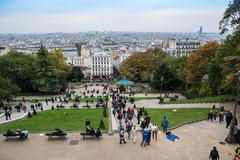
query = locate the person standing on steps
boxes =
[209,146,219,160]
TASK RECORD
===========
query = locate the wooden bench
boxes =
[80,132,102,139]
[3,133,27,140]
[45,133,67,138]
[82,105,91,108]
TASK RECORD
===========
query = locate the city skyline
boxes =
[0,0,229,33]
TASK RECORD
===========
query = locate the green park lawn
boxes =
[130,97,158,102]
[165,95,236,104]
[0,109,108,133]
[145,108,215,129]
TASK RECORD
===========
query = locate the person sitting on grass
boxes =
[96,128,102,138]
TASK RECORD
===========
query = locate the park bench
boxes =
[3,133,27,140]
[45,132,67,138]
[70,103,79,108]
[80,132,102,139]
[82,105,91,108]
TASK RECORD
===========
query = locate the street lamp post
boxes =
[105,93,109,108]
[160,77,164,97]
[225,70,240,143]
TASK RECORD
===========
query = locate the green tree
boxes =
[67,66,84,82]
[152,62,180,91]
[218,31,240,94]
[165,56,187,90]
[0,77,20,101]
[33,46,61,93]
[119,48,167,82]
[0,51,36,92]
[187,41,219,86]
[50,49,70,90]
[207,57,222,95]
[219,0,240,34]
[119,53,146,81]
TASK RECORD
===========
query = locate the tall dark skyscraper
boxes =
[199,26,203,35]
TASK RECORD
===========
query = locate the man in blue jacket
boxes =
[162,116,169,133]
[141,128,148,147]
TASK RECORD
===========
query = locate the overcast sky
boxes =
[0,0,229,33]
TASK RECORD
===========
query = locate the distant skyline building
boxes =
[199,26,203,35]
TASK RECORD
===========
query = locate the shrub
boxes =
[119,85,126,93]
[187,88,199,99]
[32,109,37,116]
[170,97,177,102]
[130,98,135,104]
[144,110,148,116]
[27,112,32,118]
[99,119,105,129]
[103,108,107,117]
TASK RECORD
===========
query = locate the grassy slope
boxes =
[0,109,108,133]
[146,108,215,129]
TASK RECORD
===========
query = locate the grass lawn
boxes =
[0,109,108,133]
[165,95,236,104]
[145,108,216,129]
[129,97,158,102]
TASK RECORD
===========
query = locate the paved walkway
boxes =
[0,120,237,160]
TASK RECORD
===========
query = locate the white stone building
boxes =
[91,51,113,78]
[61,47,78,58]
[162,38,201,57]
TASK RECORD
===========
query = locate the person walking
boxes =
[147,127,151,145]
[152,123,158,140]
[162,116,169,133]
[207,111,213,122]
[132,125,138,144]
[5,110,8,120]
[219,111,224,123]
[137,112,141,124]
[213,110,218,121]
[119,129,126,144]
[209,146,219,160]
[126,122,132,141]
[141,128,148,147]
[226,111,233,128]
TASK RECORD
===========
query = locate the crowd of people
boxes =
[111,93,171,146]
[207,107,237,129]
